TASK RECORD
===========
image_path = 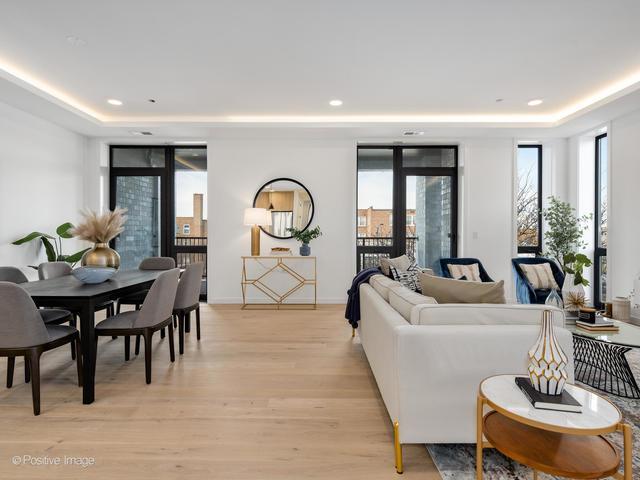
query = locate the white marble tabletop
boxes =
[480,375,621,432]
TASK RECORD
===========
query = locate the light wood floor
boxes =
[0,305,440,479]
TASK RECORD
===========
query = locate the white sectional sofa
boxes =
[359,274,574,473]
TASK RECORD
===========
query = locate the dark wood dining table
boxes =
[21,269,163,404]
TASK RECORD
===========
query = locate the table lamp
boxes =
[244,208,272,256]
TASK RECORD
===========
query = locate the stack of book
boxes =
[576,308,619,332]
[270,247,292,256]
[515,377,582,413]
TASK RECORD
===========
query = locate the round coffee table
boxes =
[476,375,632,479]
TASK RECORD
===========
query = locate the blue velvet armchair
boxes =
[511,257,565,304]
[438,257,494,282]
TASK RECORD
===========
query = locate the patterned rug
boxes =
[427,350,640,479]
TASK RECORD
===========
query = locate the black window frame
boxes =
[516,145,543,256]
[356,145,458,271]
[594,133,607,308]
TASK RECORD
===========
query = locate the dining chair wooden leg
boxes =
[196,306,201,341]
[178,313,185,355]
[124,336,131,361]
[168,323,175,363]
[135,335,141,355]
[185,311,191,333]
[24,356,30,384]
[116,301,121,315]
[160,327,165,339]
[6,357,15,388]
[173,314,177,328]
[27,349,41,416]
[75,338,83,387]
[143,331,153,384]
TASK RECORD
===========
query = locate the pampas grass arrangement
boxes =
[71,208,128,244]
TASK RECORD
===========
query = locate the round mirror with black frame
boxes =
[253,178,314,239]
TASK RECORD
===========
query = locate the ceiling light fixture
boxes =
[527,99,543,106]
[130,131,153,136]
[107,99,123,106]
[329,99,343,107]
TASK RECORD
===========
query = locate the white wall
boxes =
[0,101,86,276]
[609,110,640,305]
[460,138,516,300]
[208,138,356,303]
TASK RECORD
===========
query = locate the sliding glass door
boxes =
[356,146,458,271]
[110,145,208,299]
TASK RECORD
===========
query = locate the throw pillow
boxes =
[380,255,411,277]
[390,265,419,291]
[519,263,559,290]
[447,263,481,281]
[419,273,506,304]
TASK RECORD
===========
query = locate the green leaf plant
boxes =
[286,226,322,245]
[12,222,90,268]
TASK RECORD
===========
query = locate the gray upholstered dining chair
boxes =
[95,269,179,384]
[38,262,115,318]
[0,266,76,361]
[116,257,176,313]
[0,282,82,415]
[173,262,205,355]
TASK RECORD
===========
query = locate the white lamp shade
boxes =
[244,207,272,226]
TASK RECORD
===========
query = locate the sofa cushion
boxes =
[388,284,437,321]
[447,263,481,282]
[380,255,411,277]
[519,263,559,290]
[369,274,401,302]
[410,303,565,327]
[419,273,506,304]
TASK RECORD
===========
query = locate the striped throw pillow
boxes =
[520,263,559,290]
[447,263,481,282]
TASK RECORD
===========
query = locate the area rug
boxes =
[427,350,640,479]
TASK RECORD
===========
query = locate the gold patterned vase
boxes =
[528,309,568,395]
[81,242,120,270]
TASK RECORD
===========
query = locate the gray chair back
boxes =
[139,257,176,270]
[38,262,72,280]
[137,269,180,328]
[0,282,49,349]
[174,263,204,310]
[0,266,29,284]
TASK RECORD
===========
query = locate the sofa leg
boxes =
[352,327,355,338]
[394,420,403,474]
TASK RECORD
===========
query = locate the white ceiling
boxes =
[0,0,639,135]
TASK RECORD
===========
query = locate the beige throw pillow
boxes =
[447,263,481,282]
[380,255,411,276]
[519,263,559,290]
[419,273,506,304]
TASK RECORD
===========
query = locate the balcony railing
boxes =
[175,236,207,246]
[356,236,418,271]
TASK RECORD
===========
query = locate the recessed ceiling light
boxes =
[130,131,153,136]
[329,99,343,107]
[148,99,156,103]
[495,98,504,103]
[527,99,543,106]
[107,99,123,106]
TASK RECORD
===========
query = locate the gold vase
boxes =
[81,242,120,269]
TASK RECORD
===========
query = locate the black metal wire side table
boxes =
[568,320,640,399]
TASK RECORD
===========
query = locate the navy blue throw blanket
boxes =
[345,267,381,328]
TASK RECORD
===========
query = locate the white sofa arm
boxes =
[394,324,574,444]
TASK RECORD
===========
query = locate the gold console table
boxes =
[241,256,317,309]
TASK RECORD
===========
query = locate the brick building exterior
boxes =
[176,193,207,238]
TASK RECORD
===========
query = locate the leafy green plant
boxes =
[542,196,592,286]
[562,253,592,287]
[12,222,90,266]
[287,226,322,244]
